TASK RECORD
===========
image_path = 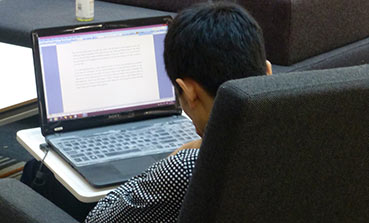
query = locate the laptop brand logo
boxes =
[108,114,121,119]
[108,113,134,120]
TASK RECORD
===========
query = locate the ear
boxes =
[266,60,272,75]
[175,78,197,107]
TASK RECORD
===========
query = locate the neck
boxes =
[196,87,214,136]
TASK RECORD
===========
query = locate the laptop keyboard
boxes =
[53,119,200,167]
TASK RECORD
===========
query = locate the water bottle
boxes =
[76,0,94,21]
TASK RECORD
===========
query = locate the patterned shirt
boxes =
[85,149,199,223]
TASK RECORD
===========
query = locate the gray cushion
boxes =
[242,0,369,65]
[100,0,199,12]
[101,0,369,66]
[0,0,174,47]
[179,65,369,222]
[0,178,77,223]
[272,36,369,73]
[2,0,368,67]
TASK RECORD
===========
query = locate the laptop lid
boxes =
[31,16,181,136]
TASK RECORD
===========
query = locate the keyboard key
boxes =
[161,139,177,144]
[66,150,78,155]
[71,153,84,158]
[106,149,140,157]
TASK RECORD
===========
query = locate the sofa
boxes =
[0,1,369,222]
[1,64,369,222]
[0,0,368,72]
[178,64,369,222]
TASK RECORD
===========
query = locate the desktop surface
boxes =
[17,127,116,203]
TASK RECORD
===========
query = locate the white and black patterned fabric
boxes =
[85,149,199,223]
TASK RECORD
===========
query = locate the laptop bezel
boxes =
[31,16,181,136]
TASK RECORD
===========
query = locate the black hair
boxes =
[164,1,267,97]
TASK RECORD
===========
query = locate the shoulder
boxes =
[151,148,199,170]
[168,148,199,164]
[130,149,199,182]
[162,148,199,172]
[170,149,199,173]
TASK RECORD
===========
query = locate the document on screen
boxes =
[56,34,160,114]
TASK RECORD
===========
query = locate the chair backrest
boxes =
[178,65,369,222]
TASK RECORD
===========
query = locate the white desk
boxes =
[16,128,117,203]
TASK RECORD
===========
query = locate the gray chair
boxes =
[99,0,369,71]
[1,64,369,222]
[0,0,368,72]
[178,64,369,222]
[0,178,78,223]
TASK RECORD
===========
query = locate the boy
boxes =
[22,2,272,222]
[85,1,271,222]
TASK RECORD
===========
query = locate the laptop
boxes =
[31,16,200,188]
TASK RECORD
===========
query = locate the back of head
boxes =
[164,1,266,97]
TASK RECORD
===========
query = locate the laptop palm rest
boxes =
[80,155,158,188]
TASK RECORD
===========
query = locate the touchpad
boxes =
[113,156,156,177]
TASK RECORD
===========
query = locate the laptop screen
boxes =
[37,23,175,123]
